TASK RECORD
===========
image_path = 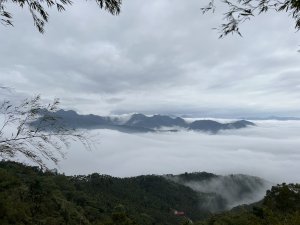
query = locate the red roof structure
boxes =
[174,210,185,216]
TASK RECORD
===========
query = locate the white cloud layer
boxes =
[50,120,300,184]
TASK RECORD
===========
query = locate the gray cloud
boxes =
[0,1,300,116]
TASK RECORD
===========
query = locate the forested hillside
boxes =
[0,161,299,225]
[0,161,201,225]
[196,183,300,225]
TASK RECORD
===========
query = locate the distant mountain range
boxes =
[32,110,256,133]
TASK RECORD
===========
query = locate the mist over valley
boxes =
[43,117,300,185]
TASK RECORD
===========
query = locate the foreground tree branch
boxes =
[0,95,91,168]
[202,0,300,38]
[0,0,122,33]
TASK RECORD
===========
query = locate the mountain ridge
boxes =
[33,110,255,134]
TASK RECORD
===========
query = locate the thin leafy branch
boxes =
[201,0,300,38]
[0,95,91,168]
[0,0,122,33]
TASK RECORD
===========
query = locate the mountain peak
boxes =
[32,110,255,133]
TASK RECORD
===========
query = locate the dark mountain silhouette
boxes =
[125,113,188,128]
[188,119,255,133]
[54,109,111,128]
[189,120,223,132]
[32,110,255,133]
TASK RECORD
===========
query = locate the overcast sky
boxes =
[0,0,300,117]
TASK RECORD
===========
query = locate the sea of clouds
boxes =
[50,120,300,184]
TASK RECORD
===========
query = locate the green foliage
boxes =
[196,183,300,225]
[1,160,299,225]
[263,183,300,212]
[0,161,207,225]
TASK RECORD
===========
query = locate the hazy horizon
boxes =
[15,119,296,184]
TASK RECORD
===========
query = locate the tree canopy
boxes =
[0,0,122,33]
[1,161,300,225]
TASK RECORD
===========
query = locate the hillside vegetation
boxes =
[196,183,300,225]
[0,161,299,225]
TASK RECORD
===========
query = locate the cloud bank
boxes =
[50,120,300,184]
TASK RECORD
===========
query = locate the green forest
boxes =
[0,161,299,225]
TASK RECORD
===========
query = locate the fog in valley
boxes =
[166,173,272,211]
[52,120,300,184]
